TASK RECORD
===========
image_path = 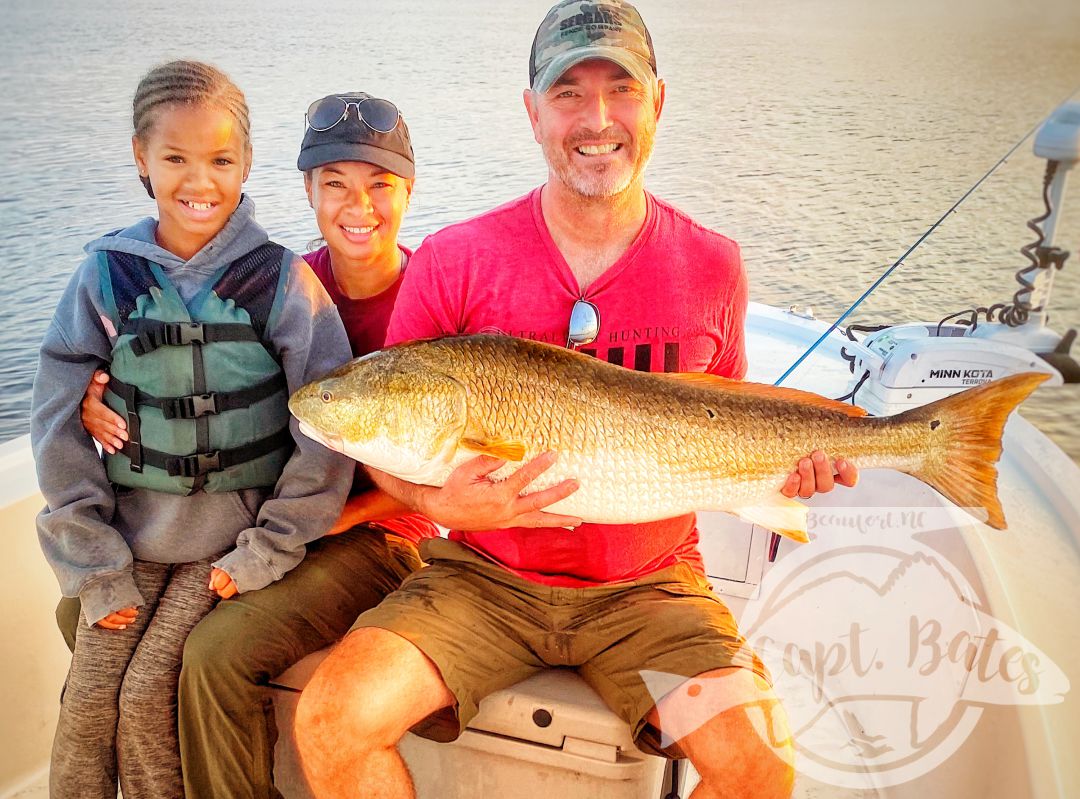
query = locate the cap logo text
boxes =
[559,6,623,33]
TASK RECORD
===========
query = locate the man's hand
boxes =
[369,451,582,531]
[209,567,239,599]
[781,450,858,499]
[95,607,138,630]
[81,370,128,454]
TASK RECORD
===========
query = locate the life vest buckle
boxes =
[131,322,207,356]
[165,392,219,419]
[167,450,222,478]
[165,322,207,346]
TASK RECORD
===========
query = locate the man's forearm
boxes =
[364,466,431,515]
[345,489,414,524]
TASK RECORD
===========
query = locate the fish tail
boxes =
[898,372,1049,529]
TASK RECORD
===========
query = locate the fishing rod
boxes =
[773,87,1080,387]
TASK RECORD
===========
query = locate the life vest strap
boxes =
[124,319,262,357]
[117,426,293,480]
[107,374,287,420]
[105,378,145,472]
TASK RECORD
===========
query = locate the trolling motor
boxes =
[837,101,1080,414]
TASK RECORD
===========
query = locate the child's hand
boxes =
[81,370,128,454]
[96,607,138,630]
[209,567,239,599]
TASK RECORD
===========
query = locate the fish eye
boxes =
[321,390,333,403]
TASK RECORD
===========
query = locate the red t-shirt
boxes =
[304,246,437,544]
[385,188,748,585]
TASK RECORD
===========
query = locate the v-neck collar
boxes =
[529,185,657,299]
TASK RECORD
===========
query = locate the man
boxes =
[294,3,856,797]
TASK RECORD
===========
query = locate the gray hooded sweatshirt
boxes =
[32,196,354,626]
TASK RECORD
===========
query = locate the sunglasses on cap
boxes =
[567,298,600,349]
[305,95,401,134]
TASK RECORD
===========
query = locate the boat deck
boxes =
[3,304,1078,798]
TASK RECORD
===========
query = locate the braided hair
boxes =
[132,60,250,198]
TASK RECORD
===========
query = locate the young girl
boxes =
[75,91,437,797]
[31,62,353,798]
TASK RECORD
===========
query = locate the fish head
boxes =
[289,348,469,482]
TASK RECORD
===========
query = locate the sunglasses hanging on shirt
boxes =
[567,298,600,349]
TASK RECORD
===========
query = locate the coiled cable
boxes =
[936,160,1070,331]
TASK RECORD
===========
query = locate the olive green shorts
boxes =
[351,537,769,757]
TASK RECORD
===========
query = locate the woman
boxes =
[73,91,437,799]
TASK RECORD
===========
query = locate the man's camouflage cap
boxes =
[529,0,657,94]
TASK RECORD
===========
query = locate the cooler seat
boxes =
[271,649,669,799]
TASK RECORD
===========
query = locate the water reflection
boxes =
[1,0,1077,458]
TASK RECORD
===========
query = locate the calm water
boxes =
[2,0,1079,459]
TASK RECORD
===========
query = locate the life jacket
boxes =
[98,243,293,495]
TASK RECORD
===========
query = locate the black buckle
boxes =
[131,322,205,355]
[164,392,218,419]
[167,451,222,478]
[164,322,207,346]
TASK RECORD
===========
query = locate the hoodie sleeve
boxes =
[32,257,145,626]
[212,255,354,592]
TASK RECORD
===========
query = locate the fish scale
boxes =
[290,335,1049,537]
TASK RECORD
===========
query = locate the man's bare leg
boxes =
[295,627,455,799]
[647,667,795,799]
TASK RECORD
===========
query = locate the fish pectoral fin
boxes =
[732,495,810,543]
[460,437,527,462]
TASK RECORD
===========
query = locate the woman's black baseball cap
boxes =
[297,92,415,178]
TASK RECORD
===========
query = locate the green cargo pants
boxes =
[56,595,81,653]
[184,526,423,799]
